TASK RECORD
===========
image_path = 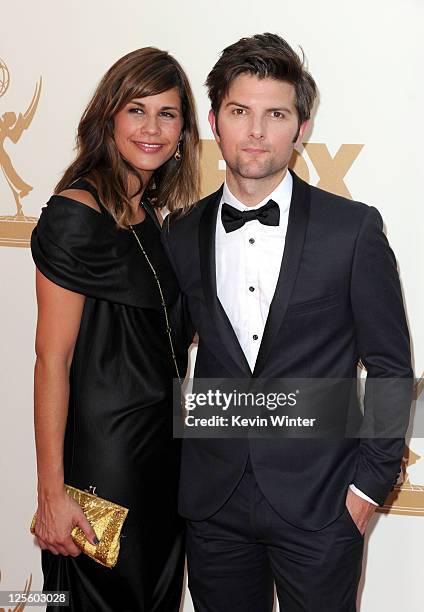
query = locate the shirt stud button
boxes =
[249,286,255,292]
[249,238,255,244]
[253,334,258,340]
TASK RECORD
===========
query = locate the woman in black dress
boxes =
[31,47,199,611]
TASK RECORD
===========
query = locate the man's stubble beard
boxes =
[229,155,289,181]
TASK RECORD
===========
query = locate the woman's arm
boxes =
[34,268,97,556]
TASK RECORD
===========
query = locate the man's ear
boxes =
[208,109,220,145]
[295,120,309,146]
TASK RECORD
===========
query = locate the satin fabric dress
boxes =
[31,180,187,612]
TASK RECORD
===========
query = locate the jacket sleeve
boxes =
[161,221,195,353]
[350,206,413,505]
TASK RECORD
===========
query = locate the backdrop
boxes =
[0,1,423,610]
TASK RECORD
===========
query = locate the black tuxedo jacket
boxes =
[162,171,412,530]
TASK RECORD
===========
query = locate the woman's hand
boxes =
[35,488,98,556]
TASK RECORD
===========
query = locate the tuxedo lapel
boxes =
[199,187,252,378]
[253,172,311,376]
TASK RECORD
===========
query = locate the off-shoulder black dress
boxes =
[31,180,186,612]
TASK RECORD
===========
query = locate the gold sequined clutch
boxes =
[30,485,129,568]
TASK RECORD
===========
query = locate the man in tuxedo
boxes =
[162,33,412,611]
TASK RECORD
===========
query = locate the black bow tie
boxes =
[221,199,280,233]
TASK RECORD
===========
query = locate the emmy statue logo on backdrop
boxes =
[0,570,32,611]
[377,376,424,516]
[0,57,42,247]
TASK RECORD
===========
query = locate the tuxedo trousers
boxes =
[186,460,364,612]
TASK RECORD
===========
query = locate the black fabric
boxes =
[31,186,177,310]
[186,466,364,612]
[32,180,186,612]
[162,170,412,530]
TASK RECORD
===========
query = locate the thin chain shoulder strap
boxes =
[129,224,182,386]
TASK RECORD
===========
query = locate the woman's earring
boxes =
[174,141,182,161]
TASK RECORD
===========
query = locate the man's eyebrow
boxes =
[267,106,293,113]
[225,101,250,109]
[224,101,293,113]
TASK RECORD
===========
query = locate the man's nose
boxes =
[249,114,265,139]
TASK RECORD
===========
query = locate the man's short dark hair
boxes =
[206,33,317,125]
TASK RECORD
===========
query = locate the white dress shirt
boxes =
[216,172,292,372]
[215,171,377,507]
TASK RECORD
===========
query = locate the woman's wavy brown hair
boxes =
[56,47,200,227]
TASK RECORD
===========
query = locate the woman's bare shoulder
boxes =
[57,189,101,213]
